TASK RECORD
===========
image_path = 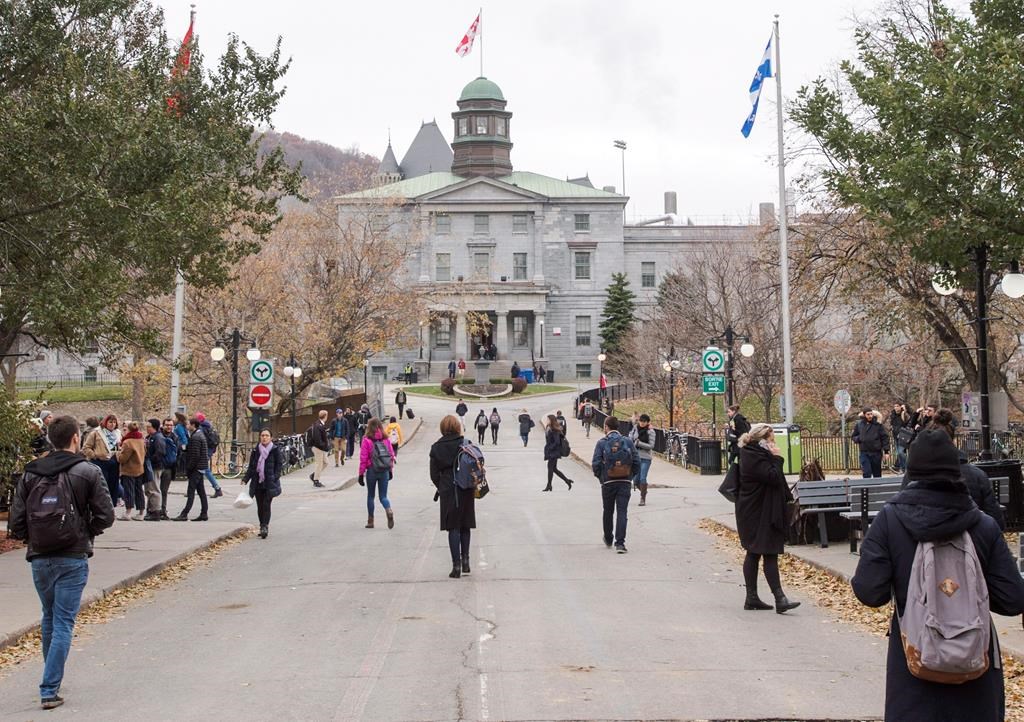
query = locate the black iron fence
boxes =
[17,373,122,388]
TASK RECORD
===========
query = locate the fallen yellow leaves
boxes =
[0,529,253,674]
[698,518,1024,722]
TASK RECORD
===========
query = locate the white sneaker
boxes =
[133,510,145,521]
[118,510,130,521]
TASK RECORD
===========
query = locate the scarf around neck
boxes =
[257,442,273,483]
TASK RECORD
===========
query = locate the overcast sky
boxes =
[156,0,966,222]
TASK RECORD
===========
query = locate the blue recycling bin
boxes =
[521,369,535,383]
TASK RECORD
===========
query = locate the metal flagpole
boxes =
[169,5,196,415]
[479,7,483,77]
[773,15,795,426]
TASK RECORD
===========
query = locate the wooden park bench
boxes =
[794,478,850,549]
[842,476,904,553]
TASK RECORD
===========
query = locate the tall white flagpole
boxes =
[773,15,795,425]
[479,7,483,77]
[169,4,196,416]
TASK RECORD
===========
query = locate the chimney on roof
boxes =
[759,202,776,225]
[664,191,677,215]
[602,185,616,193]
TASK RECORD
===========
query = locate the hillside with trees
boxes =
[259,131,378,200]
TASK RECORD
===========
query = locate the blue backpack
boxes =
[162,433,178,468]
[601,435,634,481]
[454,440,486,490]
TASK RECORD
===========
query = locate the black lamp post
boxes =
[418,321,424,360]
[539,319,545,358]
[597,350,607,400]
[210,328,260,471]
[283,354,302,435]
[711,326,755,407]
[662,346,681,429]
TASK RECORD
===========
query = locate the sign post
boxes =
[834,389,852,473]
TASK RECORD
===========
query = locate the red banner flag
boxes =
[167,16,194,113]
[455,13,480,57]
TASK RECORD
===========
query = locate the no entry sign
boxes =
[249,384,273,408]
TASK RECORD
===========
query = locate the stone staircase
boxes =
[425,360,517,382]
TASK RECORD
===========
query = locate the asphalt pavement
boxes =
[0,389,886,721]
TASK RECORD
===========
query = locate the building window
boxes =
[513,316,528,347]
[475,116,489,134]
[474,214,489,234]
[512,252,528,280]
[641,261,656,288]
[495,117,506,136]
[576,363,592,380]
[458,118,468,136]
[512,214,528,234]
[436,214,451,234]
[574,251,591,280]
[574,213,590,232]
[435,316,451,347]
[83,338,99,354]
[370,214,388,232]
[435,253,451,281]
[575,315,591,347]
[473,252,490,279]
[84,366,98,383]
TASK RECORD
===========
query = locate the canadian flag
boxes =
[455,13,480,57]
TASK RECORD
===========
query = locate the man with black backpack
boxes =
[591,416,639,554]
[9,415,115,711]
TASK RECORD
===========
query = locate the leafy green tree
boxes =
[0,0,303,386]
[790,0,1024,278]
[598,272,637,355]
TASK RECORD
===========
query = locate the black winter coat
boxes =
[518,414,535,436]
[243,444,283,498]
[145,432,166,468]
[309,421,330,451]
[900,455,1006,531]
[852,419,890,453]
[852,480,1024,722]
[543,429,563,461]
[185,429,209,473]
[429,433,475,531]
[735,444,791,555]
[9,452,115,560]
[455,402,468,418]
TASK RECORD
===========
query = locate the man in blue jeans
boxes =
[592,416,640,553]
[9,415,115,710]
[851,407,890,478]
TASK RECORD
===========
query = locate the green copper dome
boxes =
[459,77,505,102]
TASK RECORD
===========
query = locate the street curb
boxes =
[403,387,575,401]
[0,525,251,652]
[327,416,423,493]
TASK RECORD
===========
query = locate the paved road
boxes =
[0,390,885,721]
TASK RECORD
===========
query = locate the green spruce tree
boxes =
[598,272,637,354]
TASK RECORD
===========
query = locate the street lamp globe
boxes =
[246,347,261,361]
[670,359,681,369]
[293,367,302,378]
[363,358,370,368]
[1002,273,1024,299]
[283,365,294,378]
[210,346,226,362]
[597,353,607,362]
[931,273,958,296]
[662,361,671,372]
[740,342,755,358]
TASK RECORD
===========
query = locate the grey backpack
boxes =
[898,530,992,684]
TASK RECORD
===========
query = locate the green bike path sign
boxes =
[702,374,726,395]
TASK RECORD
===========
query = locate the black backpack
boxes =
[25,466,85,554]
[304,424,315,449]
[205,424,221,449]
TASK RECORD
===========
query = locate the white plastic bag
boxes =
[233,490,255,509]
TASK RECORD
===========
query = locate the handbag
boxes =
[233,490,255,509]
[718,463,740,502]
[474,479,490,499]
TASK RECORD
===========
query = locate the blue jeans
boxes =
[203,466,221,492]
[636,457,652,486]
[601,481,631,546]
[520,433,529,447]
[366,468,392,516]
[31,557,89,699]
[895,445,908,472]
[859,451,882,478]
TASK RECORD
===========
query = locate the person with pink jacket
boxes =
[358,417,395,529]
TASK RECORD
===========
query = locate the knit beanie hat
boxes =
[906,429,961,482]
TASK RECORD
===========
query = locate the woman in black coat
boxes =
[853,429,1024,722]
[240,429,283,539]
[735,423,799,613]
[541,414,573,492]
[429,414,476,579]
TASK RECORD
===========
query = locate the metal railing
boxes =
[17,373,123,389]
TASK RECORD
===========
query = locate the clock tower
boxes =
[451,77,513,178]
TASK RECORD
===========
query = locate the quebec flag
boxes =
[741,35,773,138]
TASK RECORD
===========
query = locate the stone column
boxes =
[495,311,509,361]
[534,312,546,360]
[533,211,545,282]
[419,210,432,282]
[454,312,467,360]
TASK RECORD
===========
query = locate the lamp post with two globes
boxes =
[283,355,303,435]
[661,349,682,430]
[210,329,260,471]
[711,326,755,408]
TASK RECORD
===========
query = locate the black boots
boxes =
[461,556,471,575]
[449,563,461,579]
[259,525,268,539]
[743,589,773,611]
[773,591,801,614]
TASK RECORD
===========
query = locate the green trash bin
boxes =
[770,424,803,474]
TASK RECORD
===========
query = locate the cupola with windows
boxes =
[451,77,513,178]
